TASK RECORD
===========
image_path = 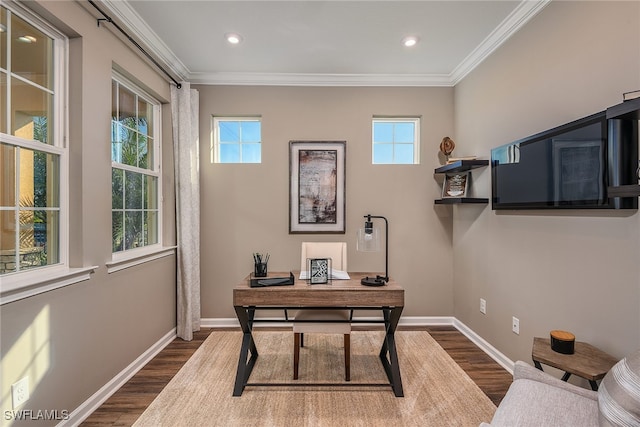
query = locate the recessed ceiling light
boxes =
[225,33,243,45]
[401,36,419,47]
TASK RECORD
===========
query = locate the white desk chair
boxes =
[294,242,351,381]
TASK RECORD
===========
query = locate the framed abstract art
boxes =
[289,141,346,234]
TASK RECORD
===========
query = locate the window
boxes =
[1,4,66,276]
[213,117,262,163]
[111,75,161,254]
[372,117,420,164]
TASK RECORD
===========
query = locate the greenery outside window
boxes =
[213,117,262,163]
[372,117,420,164]
[0,4,65,276]
[111,75,161,254]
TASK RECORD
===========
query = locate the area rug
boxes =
[133,330,496,426]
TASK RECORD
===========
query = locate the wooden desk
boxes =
[532,337,618,390]
[232,272,405,397]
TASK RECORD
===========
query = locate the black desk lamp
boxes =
[357,214,388,286]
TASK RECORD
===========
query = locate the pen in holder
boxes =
[253,252,269,277]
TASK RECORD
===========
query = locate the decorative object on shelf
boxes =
[434,160,489,205]
[442,172,469,198]
[253,252,269,277]
[289,141,346,234]
[550,330,575,354]
[439,136,455,162]
[356,214,389,286]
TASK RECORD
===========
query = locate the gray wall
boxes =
[0,2,176,424]
[195,85,456,319]
[453,0,640,366]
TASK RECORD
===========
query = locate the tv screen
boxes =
[491,112,612,209]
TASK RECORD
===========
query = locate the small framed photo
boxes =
[442,172,469,198]
[307,258,331,284]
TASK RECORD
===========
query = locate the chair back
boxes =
[301,242,347,271]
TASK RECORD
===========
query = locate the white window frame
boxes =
[0,2,96,306]
[109,71,166,271]
[371,117,421,164]
[212,116,262,163]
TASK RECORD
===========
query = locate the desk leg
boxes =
[233,306,259,396]
[379,306,404,397]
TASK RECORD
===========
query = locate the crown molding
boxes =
[450,0,551,85]
[101,0,550,87]
[98,0,190,82]
[188,72,453,87]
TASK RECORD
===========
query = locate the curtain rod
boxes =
[87,0,182,89]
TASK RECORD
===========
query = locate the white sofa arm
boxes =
[513,361,598,401]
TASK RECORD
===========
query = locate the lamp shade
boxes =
[356,214,389,286]
[357,227,380,252]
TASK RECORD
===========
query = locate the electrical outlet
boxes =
[480,298,487,314]
[512,317,520,335]
[12,377,29,409]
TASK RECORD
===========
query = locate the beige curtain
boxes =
[171,83,201,340]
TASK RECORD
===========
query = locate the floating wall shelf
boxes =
[434,159,489,205]
[434,197,489,205]
[434,159,489,174]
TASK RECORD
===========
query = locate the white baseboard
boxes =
[60,328,177,427]
[201,316,513,373]
[67,316,513,426]
[453,318,515,374]
[200,316,456,328]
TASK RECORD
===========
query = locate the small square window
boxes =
[213,117,262,163]
[372,118,420,164]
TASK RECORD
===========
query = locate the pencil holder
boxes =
[254,262,267,277]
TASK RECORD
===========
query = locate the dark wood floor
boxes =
[81,326,512,426]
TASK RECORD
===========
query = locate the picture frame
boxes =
[552,139,604,203]
[307,258,331,284]
[442,172,469,198]
[289,141,346,234]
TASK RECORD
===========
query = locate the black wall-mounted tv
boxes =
[491,111,638,210]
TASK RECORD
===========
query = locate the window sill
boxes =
[1,265,98,306]
[106,246,177,274]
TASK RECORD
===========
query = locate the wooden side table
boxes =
[531,337,618,391]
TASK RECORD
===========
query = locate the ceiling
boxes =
[101,0,550,86]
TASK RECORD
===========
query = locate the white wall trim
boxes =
[449,0,551,85]
[61,328,177,427]
[106,246,177,274]
[1,266,98,306]
[201,315,514,374]
[97,0,190,81]
[188,72,454,87]
[200,315,456,329]
[453,318,515,374]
